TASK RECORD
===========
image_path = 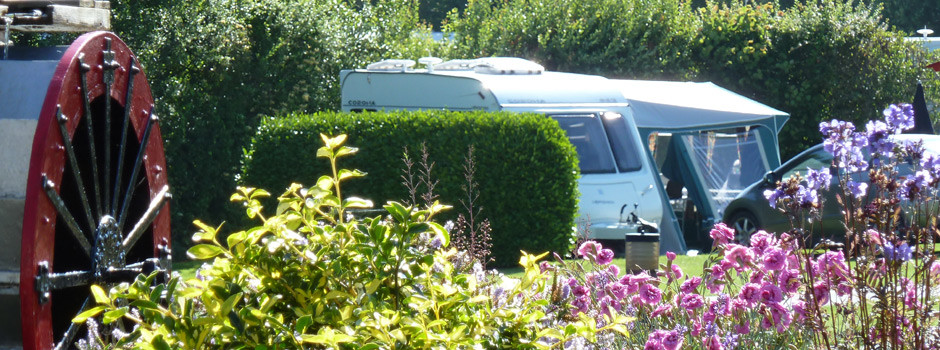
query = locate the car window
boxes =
[781,149,833,180]
[552,115,617,174]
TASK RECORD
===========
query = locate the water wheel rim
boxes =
[19,31,170,350]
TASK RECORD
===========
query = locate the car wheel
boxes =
[729,211,760,246]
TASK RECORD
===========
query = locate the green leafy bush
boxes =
[78,135,624,349]
[241,111,580,266]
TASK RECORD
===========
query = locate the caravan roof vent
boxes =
[433,59,478,71]
[366,59,416,72]
[472,57,544,75]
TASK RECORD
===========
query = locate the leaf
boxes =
[337,168,366,181]
[152,334,171,350]
[131,300,161,312]
[226,231,248,248]
[334,146,359,158]
[249,188,271,200]
[191,220,218,243]
[187,244,226,260]
[72,305,107,323]
[343,197,374,209]
[427,222,450,247]
[316,176,334,190]
[384,202,409,222]
[102,308,127,324]
[316,146,332,159]
[90,284,110,305]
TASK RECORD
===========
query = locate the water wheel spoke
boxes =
[102,37,118,215]
[110,57,139,217]
[55,107,96,232]
[41,176,92,258]
[78,54,102,219]
[53,296,90,350]
[122,185,170,252]
[117,110,155,229]
[43,270,95,291]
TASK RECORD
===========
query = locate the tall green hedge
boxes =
[241,111,580,266]
[107,0,441,256]
[445,0,938,159]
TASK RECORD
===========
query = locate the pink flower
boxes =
[599,295,621,315]
[723,244,755,272]
[651,303,673,318]
[607,281,628,299]
[573,285,590,298]
[730,298,748,314]
[710,222,735,246]
[865,228,883,246]
[792,300,807,323]
[662,330,683,350]
[704,335,724,350]
[813,281,830,305]
[931,261,940,281]
[680,293,705,310]
[680,276,702,294]
[645,330,668,350]
[762,247,787,271]
[759,283,783,305]
[577,240,602,258]
[607,264,620,277]
[777,269,801,293]
[709,263,726,280]
[571,295,590,316]
[769,302,792,332]
[814,251,849,281]
[596,248,615,265]
[639,283,663,305]
[749,230,776,255]
[734,320,750,334]
[667,251,677,261]
[671,264,684,280]
[738,283,761,306]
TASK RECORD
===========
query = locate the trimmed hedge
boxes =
[444,0,936,159]
[241,110,580,266]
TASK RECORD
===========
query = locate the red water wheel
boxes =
[19,31,171,350]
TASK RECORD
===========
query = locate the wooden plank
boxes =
[10,5,109,32]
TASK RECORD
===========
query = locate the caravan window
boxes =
[552,115,617,174]
[600,112,643,172]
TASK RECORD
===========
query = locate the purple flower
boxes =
[797,187,818,208]
[866,120,895,158]
[885,242,912,261]
[847,180,868,198]
[763,188,784,209]
[883,103,915,133]
[805,167,832,191]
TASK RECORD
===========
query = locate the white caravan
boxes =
[340,57,666,250]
